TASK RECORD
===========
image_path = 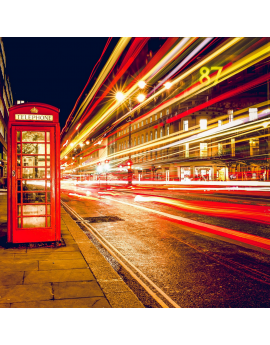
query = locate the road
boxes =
[61,184,270,307]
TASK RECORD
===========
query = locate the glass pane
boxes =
[22,143,45,154]
[17,157,21,166]
[17,132,21,142]
[17,180,21,191]
[17,144,21,153]
[22,168,46,179]
[22,217,46,228]
[23,205,46,216]
[22,180,46,191]
[46,132,50,142]
[47,217,51,227]
[18,218,21,228]
[46,181,51,190]
[17,168,21,179]
[22,156,46,167]
[22,132,45,142]
[47,144,50,154]
[17,206,21,216]
[47,156,50,166]
[23,192,46,203]
[47,168,51,178]
[47,205,51,214]
[17,193,21,203]
[47,192,51,202]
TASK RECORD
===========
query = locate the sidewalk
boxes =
[0,192,144,308]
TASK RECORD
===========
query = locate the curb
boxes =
[60,206,144,308]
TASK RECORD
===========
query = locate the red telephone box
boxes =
[7,103,61,243]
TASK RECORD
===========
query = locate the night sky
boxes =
[3,37,119,129]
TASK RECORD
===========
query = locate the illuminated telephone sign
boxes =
[8,103,61,243]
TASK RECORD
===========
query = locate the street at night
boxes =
[1,8,270,342]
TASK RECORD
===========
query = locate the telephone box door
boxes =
[11,125,56,242]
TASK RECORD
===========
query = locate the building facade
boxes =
[0,37,13,179]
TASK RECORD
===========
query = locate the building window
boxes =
[166,109,169,115]
[231,138,235,157]
[249,108,258,121]
[160,128,163,137]
[141,121,143,127]
[160,112,163,118]
[150,132,153,140]
[150,117,152,123]
[183,120,188,131]
[138,123,140,128]
[124,142,126,149]
[134,138,136,146]
[155,114,157,121]
[141,135,144,144]
[218,120,222,127]
[124,129,126,134]
[185,143,189,158]
[250,138,259,156]
[146,119,148,124]
[218,143,223,155]
[167,126,170,136]
[134,124,136,130]
[200,143,208,157]
[146,133,148,142]
[228,110,233,122]
[200,119,207,130]
[155,130,158,139]
[138,137,140,145]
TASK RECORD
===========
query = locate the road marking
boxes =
[102,196,270,251]
[61,200,181,308]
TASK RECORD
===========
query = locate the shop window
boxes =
[200,143,208,157]
[200,119,207,130]
[249,108,258,121]
[184,120,188,131]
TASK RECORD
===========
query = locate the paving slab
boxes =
[38,258,88,271]
[53,281,104,299]
[24,268,95,284]
[0,283,53,303]
[0,260,38,272]
[0,271,24,286]
[10,297,111,308]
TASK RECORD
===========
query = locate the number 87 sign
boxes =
[199,66,223,85]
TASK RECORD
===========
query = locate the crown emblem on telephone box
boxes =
[30,107,38,114]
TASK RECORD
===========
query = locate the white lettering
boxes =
[15,114,53,121]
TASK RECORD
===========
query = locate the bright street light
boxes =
[116,91,125,102]
[86,140,90,145]
[138,80,146,89]
[137,93,146,103]
[164,82,172,89]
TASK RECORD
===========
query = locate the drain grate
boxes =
[79,216,124,223]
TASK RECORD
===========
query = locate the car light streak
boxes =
[134,195,270,224]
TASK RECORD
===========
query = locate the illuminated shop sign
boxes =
[15,114,53,121]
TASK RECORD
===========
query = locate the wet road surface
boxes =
[61,188,270,308]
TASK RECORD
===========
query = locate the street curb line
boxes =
[60,206,144,308]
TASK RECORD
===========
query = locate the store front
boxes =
[194,166,212,181]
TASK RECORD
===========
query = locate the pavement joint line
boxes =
[60,204,144,308]
[102,196,270,252]
[61,200,180,308]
